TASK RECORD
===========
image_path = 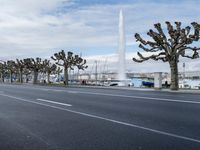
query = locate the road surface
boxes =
[0,84,200,150]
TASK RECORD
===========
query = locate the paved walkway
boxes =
[69,85,200,94]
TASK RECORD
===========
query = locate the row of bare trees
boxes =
[1,21,199,90]
[0,50,87,85]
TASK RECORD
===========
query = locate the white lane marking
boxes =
[53,90,64,92]
[41,89,50,91]
[36,99,72,107]
[41,89,63,92]
[67,91,78,94]
[1,93,200,144]
[67,91,200,104]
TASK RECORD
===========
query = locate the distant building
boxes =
[179,71,200,80]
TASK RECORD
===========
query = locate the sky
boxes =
[0,0,200,73]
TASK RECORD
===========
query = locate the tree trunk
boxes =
[169,61,179,90]
[0,73,2,82]
[33,70,38,84]
[57,72,60,82]
[47,72,50,84]
[10,71,13,83]
[20,70,23,83]
[26,74,29,83]
[2,72,4,83]
[64,67,68,86]
[1,73,3,82]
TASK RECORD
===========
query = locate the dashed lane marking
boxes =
[36,98,72,107]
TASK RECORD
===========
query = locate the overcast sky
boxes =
[0,0,200,73]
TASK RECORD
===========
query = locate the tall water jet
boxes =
[117,9,126,80]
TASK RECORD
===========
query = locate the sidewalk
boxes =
[69,85,200,94]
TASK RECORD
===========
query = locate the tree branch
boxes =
[133,52,167,63]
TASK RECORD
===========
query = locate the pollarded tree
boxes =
[133,22,200,90]
[24,58,44,84]
[16,59,25,83]
[6,60,17,83]
[0,62,6,82]
[43,59,57,84]
[51,50,87,85]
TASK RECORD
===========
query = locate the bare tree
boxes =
[133,22,200,90]
[43,59,57,84]
[16,59,25,83]
[0,62,6,82]
[51,50,87,85]
[6,60,17,83]
[24,58,44,84]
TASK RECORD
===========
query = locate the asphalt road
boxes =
[0,84,200,150]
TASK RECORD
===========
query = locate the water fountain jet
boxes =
[117,9,126,81]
